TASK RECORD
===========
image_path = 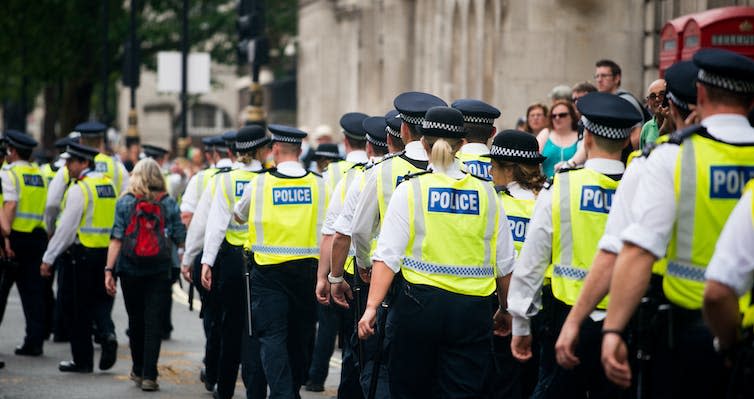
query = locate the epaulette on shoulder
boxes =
[401,170,431,181]
[381,152,402,162]
[542,177,554,190]
[668,124,705,145]
[494,185,511,196]
[364,163,376,171]
[309,170,323,178]
[213,166,233,176]
[641,142,659,158]
[557,165,583,174]
[349,162,368,171]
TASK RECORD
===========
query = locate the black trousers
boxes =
[241,257,268,399]
[10,229,48,348]
[63,245,111,368]
[388,283,492,399]
[121,273,170,380]
[196,249,223,386]
[213,242,245,398]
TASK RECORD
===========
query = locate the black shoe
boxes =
[0,360,5,369]
[14,345,42,357]
[99,335,118,370]
[52,334,69,343]
[161,331,171,340]
[304,381,325,392]
[58,360,93,373]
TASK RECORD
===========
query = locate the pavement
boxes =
[0,282,341,398]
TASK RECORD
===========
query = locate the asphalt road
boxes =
[0,283,341,398]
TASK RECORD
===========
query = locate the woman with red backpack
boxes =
[104,158,186,392]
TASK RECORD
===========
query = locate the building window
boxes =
[181,103,233,136]
[191,104,217,128]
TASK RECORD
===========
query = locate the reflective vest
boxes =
[7,163,47,233]
[551,168,619,309]
[664,133,754,309]
[74,174,117,248]
[457,151,492,181]
[40,163,56,184]
[403,173,500,297]
[339,164,368,274]
[94,154,124,195]
[627,134,671,166]
[244,171,327,265]
[199,168,219,197]
[499,191,535,257]
[743,181,754,330]
[221,168,260,246]
[325,160,354,194]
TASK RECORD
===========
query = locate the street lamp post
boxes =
[238,0,268,126]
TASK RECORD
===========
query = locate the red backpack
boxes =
[122,193,172,265]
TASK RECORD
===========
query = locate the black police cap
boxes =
[339,113,369,140]
[4,130,37,150]
[66,142,99,161]
[142,144,169,158]
[694,48,754,94]
[314,143,342,160]
[393,92,447,126]
[483,130,546,165]
[665,61,698,111]
[201,136,215,149]
[576,92,642,140]
[362,116,388,148]
[235,125,269,153]
[451,99,501,125]
[420,106,466,139]
[384,110,402,138]
[268,124,307,144]
[74,121,108,136]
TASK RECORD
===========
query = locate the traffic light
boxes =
[237,0,267,66]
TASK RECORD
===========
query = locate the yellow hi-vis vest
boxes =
[325,160,354,194]
[94,154,124,195]
[75,174,117,248]
[551,168,619,309]
[7,163,47,233]
[499,191,535,257]
[339,164,368,274]
[742,181,754,330]
[456,151,492,181]
[40,163,56,184]
[664,133,754,310]
[244,171,327,265]
[403,173,500,297]
[221,168,261,246]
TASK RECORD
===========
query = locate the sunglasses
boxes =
[551,112,570,119]
[647,91,666,101]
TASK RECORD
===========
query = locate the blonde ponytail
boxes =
[423,136,462,173]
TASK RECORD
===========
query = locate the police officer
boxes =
[312,143,342,174]
[507,92,641,398]
[483,130,546,399]
[324,113,370,194]
[602,49,754,397]
[200,125,270,399]
[1,130,48,356]
[234,124,326,397]
[358,106,516,397]
[39,143,117,372]
[704,180,754,398]
[181,136,220,226]
[451,99,501,180]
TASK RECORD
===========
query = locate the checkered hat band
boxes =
[489,145,541,159]
[215,145,229,152]
[315,151,340,158]
[271,134,302,143]
[385,125,401,138]
[463,115,495,125]
[581,116,631,140]
[698,69,754,94]
[399,113,424,125]
[666,91,690,111]
[422,120,465,133]
[236,136,269,150]
[367,135,387,148]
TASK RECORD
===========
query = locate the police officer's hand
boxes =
[511,335,533,362]
[331,280,353,309]
[555,319,581,369]
[315,277,330,305]
[40,262,53,278]
[201,264,212,291]
[104,273,117,297]
[357,267,371,284]
[358,306,377,339]
[601,332,631,388]
[181,265,193,284]
[492,309,511,336]
[4,239,14,259]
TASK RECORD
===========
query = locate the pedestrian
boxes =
[602,48,754,397]
[451,98,500,180]
[537,100,580,177]
[639,79,667,150]
[358,106,516,398]
[235,124,326,397]
[312,143,342,174]
[1,130,49,357]
[105,158,186,392]
[524,103,549,136]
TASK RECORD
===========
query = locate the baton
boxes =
[244,268,253,337]
[368,301,389,399]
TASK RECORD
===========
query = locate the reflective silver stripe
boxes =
[228,224,247,232]
[112,160,122,192]
[410,177,424,258]
[80,181,98,234]
[666,261,706,282]
[223,173,234,203]
[481,182,498,275]
[316,176,326,246]
[197,171,206,198]
[251,244,318,256]
[15,212,44,221]
[8,169,20,195]
[401,257,495,278]
[552,264,588,280]
[253,173,267,246]
[557,173,574,265]
[675,140,696,262]
[381,161,393,208]
[80,227,111,234]
[224,173,247,233]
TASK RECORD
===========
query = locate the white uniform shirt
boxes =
[42,170,104,264]
[372,161,516,278]
[596,156,646,254]
[233,160,307,224]
[458,142,490,156]
[0,160,32,202]
[621,114,754,258]
[180,172,204,213]
[506,181,537,201]
[322,150,369,191]
[706,189,754,296]
[507,158,626,336]
[182,158,234,267]
[201,160,262,266]
[333,161,380,237]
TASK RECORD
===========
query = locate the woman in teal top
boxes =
[538,100,580,177]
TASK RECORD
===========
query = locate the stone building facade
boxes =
[297,0,754,132]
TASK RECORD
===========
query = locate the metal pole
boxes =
[180,0,188,139]
[102,0,109,123]
[127,0,138,138]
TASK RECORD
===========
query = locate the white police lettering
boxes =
[272,186,312,205]
[579,185,615,214]
[710,166,754,199]
[235,180,250,197]
[507,216,530,242]
[427,188,480,215]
